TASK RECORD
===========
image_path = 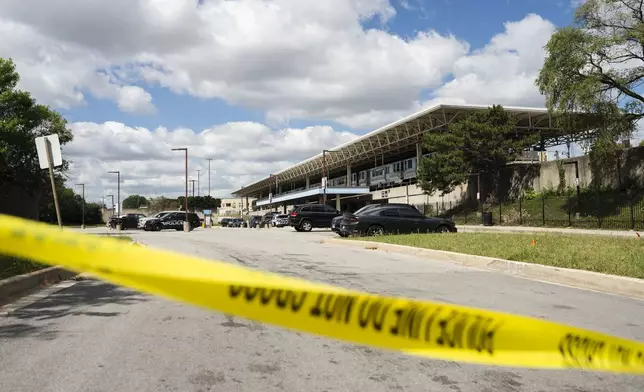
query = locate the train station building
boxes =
[231,103,599,214]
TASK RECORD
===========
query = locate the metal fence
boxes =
[413,190,644,231]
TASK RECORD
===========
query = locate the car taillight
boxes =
[290,211,298,217]
[348,217,359,223]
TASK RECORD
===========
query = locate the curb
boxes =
[458,225,639,238]
[322,238,644,300]
[0,239,144,306]
[0,266,77,306]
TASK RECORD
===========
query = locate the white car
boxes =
[271,214,289,227]
[138,211,177,228]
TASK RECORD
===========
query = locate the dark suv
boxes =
[144,212,201,231]
[289,204,340,232]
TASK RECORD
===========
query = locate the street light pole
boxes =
[76,183,85,229]
[207,158,212,197]
[108,171,120,217]
[196,170,202,196]
[190,179,196,198]
[172,148,189,232]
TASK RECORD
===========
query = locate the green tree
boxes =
[40,182,104,225]
[122,194,148,209]
[417,105,536,196]
[147,196,180,213]
[536,0,639,162]
[0,58,73,219]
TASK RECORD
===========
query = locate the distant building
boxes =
[218,197,255,215]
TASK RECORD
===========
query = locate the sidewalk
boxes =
[458,224,641,238]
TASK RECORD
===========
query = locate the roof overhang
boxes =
[233,103,601,197]
[256,186,370,206]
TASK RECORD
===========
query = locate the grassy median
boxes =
[356,232,644,279]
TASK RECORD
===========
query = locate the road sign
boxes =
[35,134,62,169]
[203,209,212,215]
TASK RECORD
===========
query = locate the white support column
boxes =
[306,177,310,189]
[406,185,409,204]
[335,194,341,211]
[346,165,351,187]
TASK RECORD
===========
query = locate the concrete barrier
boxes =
[0,266,77,306]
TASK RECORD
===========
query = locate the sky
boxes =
[2,0,635,205]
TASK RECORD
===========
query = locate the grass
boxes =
[356,232,644,279]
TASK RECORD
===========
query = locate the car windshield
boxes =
[354,205,379,215]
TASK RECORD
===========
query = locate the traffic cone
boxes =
[530,239,536,247]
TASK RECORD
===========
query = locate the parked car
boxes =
[249,215,262,228]
[228,218,245,228]
[288,204,341,232]
[271,214,289,227]
[262,211,279,226]
[220,218,232,227]
[139,211,175,228]
[334,204,457,237]
[107,214,139,230]
[143,212,201,231]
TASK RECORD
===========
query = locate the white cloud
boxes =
[433,14,556,107]
[63,120,358,203]
[0,0,466,125]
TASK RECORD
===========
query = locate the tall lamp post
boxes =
[107,171,120,217]
[172,147,189,232]
[189,179,196,198]
[196,170,202,196]
[76,183,85,229]
[207,158,213,196]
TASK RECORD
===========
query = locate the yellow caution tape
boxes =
[1,213,643,374]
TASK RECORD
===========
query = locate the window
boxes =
[311,205,325,212]
[360,172,365,180]
[300,205,310,212]
[324,205,338,213]
[380,208,400,217]
[399,208,423,219]
[406,159,413,169]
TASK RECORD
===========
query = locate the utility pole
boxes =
[207,158,213,197]
[172,147,189,232]
[108,171,120,217]
[76,183,85,229]
[106,194,114,217]
[190,179,196,198]
[196,170,202,197]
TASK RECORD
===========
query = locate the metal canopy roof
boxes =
[233,103,599,197]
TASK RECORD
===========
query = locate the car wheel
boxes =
[338,232,349,238]
[155,224,163,231]
[300,220,313,232]
[367,225,384,236]
[435,225,451,233]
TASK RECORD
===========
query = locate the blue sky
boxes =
[57,0,578,135]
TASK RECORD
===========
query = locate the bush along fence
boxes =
[414,187,644,231]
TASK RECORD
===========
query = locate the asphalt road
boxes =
[1,226,643,392]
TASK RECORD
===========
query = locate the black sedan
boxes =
[333,204,457,237]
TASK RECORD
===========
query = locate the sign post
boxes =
[35,134,63,229]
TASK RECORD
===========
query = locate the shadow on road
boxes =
[1,279,148,340]
[12,279,148,321]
